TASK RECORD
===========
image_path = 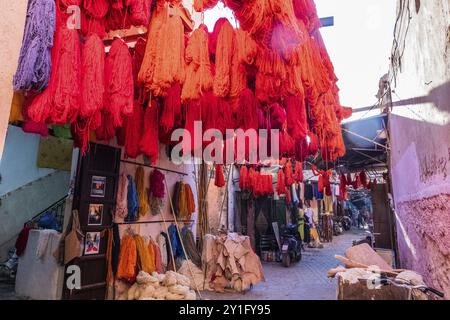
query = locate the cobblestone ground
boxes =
[202,229,366,300]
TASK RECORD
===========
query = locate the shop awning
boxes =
[338,114,388,172]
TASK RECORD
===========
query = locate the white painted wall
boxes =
[0,125,55,196]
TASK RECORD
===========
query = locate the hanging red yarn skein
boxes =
[139,100,160,164]
[124,102,144,159]
[294,161,303,183]
[239,165,248,191]
[80,34,105,118]
[215,164,226,188]
[276,169,286,195]
[104,38,134,128]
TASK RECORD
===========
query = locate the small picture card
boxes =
[84,232,100,255]
[91,176,106,198]
[88,204,103,226]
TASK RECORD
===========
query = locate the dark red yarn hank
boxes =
[161,82,182,140]
[149,169,165,198]
[95,111,115,141]
[139,100,159,164]
[124,101,144,159]
[214,164,226,188]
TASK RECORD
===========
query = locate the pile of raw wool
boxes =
[116,271,197,300]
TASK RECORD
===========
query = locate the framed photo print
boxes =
[84,232,100,255]
[88,204,103,226]
[90,176,106,198]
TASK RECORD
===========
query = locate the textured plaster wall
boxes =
[0,1,28,162]
[389,0,450,297]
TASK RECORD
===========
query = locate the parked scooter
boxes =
[280,224,302,267]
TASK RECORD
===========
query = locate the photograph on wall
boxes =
[84,232,100,255]
[90,176,106,198]
[88,204,103,226]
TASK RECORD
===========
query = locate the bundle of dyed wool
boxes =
[71,116,91,154]
[132,38,148,102]
[81,11,107,38]
[127,0,152,26]
[229,41,247,101]
[135,166,149,217]
[138,2,166,92]
[193,0,219,12]
[13,0,56,92]
[239,165,248,190]
[214,164,226,188]
[235,88,259,131]
[116,174,129,218]
[183,99,202,155]
[139,100,160,164]
[80,0,108,37]
[293,0,321,33]
[283,95,307,141]
[80,34,105,118]
[151,14,186,96]
[83,0,109,19]
[149,169,165,198]
[213,19,235,98]
[93,111,113,141]
[117,234,138,282]
[235,29,258,65]
[279,128,295,158]
[181,26,213,102]
[276,169,286,195]
[104,38,134,128]
[106,2,131,31]
[161,82,182,139]
[284,161,294,186]
[294,161,303,183]
[28,21,81,125]
[135,235,156,274]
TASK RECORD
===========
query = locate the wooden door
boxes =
[371,184,394,249]
[63,143,121,300]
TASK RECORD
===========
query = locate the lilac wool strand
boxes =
[13,0,56,92]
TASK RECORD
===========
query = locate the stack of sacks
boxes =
[119,271,196,300]
[203,233,265,293]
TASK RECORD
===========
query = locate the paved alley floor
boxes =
[202,229,366,300]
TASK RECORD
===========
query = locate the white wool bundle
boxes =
[169,284,190,296]
[139,285,156,299]
[152,272,166,283]
[165,292,185,300]
[163,273,178,286]
[153,286,169,300]
[184,290,197,301]
[128,283,139,300]
[137,271,159,285]
[174,273,191,287]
